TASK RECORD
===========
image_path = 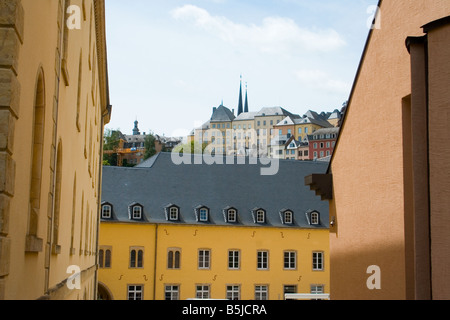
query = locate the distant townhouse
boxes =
[308,128,340,160]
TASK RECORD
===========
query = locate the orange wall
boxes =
[329,0,450,300]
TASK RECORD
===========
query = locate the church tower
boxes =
[237,75,244,116]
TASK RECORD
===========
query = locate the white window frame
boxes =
[165,285,180,301]
[228,250,240,270]
[199,208,209,222]
[102,205,112,219]
[169,207,179,221]
[256,210,265,224]
[255,285,268,300]
[226,285,240,300]
[196,285,211,300]
[284,251,297,270]
[132,206,142,220]
[198,249,211,270]
[311,212,320,225]
[227,209,237,223]
[257,251,269,270]
[284,211,293,224]
[128,285,143,301]
[313,252,324,271]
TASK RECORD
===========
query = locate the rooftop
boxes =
[101,152,329,229]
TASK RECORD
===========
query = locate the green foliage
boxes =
[103,128,121,166]
[144,134,157,160]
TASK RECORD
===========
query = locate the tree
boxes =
[103,129,122,166]
[144,134,157,160]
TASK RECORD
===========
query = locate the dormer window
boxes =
[311,212,320,225]
[252,208,266,224]
[306,210,321,226]
[199,208,209,222]
[223,207,238,223]
[169,206,179,221]
[228,209,237,223]
[132,206,142,220]
[256,210,265,224]
[284,210,294,225]
[128,203,144,221]
[195,206,209,222]
[101,204,112,219]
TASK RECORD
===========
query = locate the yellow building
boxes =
[98,153,330,300]
[0,0,110,300]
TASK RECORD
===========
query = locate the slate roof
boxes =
[101,152,329,229]
[210,105,236,122]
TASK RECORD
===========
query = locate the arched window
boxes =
[26,68,46,253]
[101,204,112,219]
[284,211,294,225]
[130,248,144,268]
[168,249,181,269]
[254,209,266,224]
[169,207,179,221]
[227,209,237,223]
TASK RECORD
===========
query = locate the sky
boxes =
[104,0,379,138]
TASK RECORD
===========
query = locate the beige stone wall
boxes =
[0,0,110,300]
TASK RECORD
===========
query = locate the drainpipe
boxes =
[153,224,159,300]
[94,105,111,299]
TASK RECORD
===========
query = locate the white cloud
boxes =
[171,5,346,56]
[295,69,351,94]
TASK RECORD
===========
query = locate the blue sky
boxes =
[105,0,379,137]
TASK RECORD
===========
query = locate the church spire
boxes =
[244,82,249,113]
[237,75,243,116]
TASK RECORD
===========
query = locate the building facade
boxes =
[0,0,110,300]
[307,0,450,300]
[308,128,339,160]
[98,153,330,300]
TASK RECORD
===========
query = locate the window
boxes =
[284,251,297,270]
[130,248,144,268]
[284,285,297,295]
[198,250,211,270]
[298,128,302,134]
[227,209,237,223]
[169,207,179,221]
[168,249,181,269]
[313,252,324,271]
[311,285,324,295]
[99,247,112,268]
[102,205,112,219]
[165,285,179,300]
[255,285,268,300]
[128,285,143,301]
[132,206,142,220]
[314,143,318,149]
[27,68,46,250]
[256,210,265,224]
[311,212,320,225]
[257,251,269,270]
[199,208,209,222]
[196,285,210,299]
[284,211,293,224]
[226,285,240,300]
[228,250,240,270]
